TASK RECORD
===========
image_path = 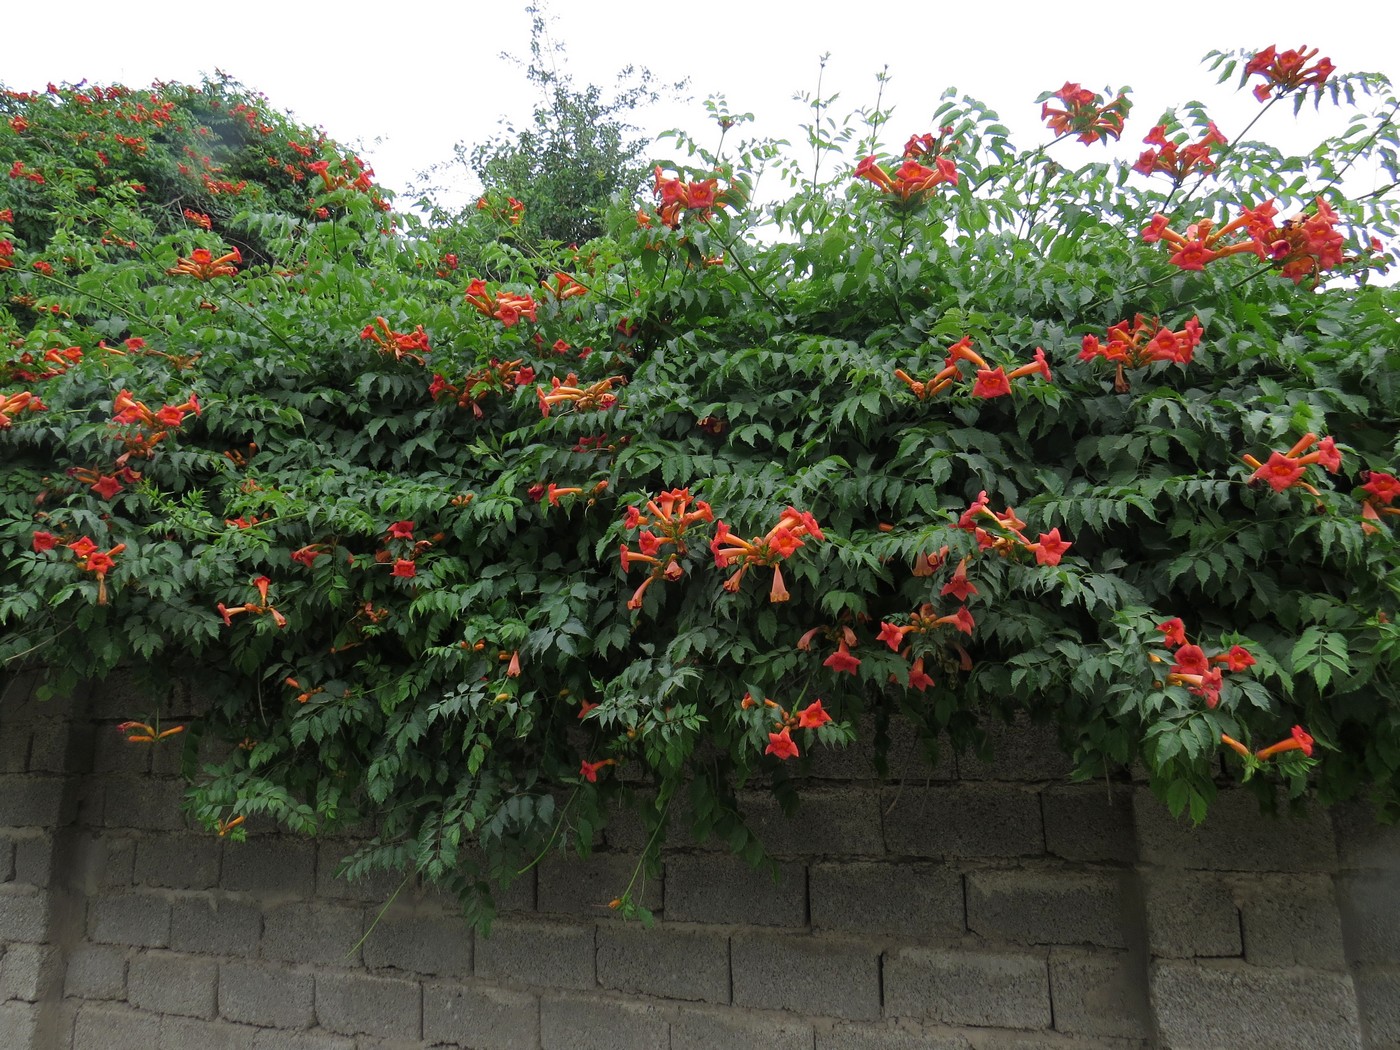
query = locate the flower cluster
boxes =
[117,720,184,743]
[34,534,126,605]
[958,491,1072,566]
[1245,45,1335,102]
[1079,314,1202,392]
[541,271,588,300]
[66,465,139,500]
[464,278,538,327]
[535,373,625,417]
[1221,724,1315,761]
[795,622,864,675]
[476,194,525,225]
[711,507,825,602]
[360,317,430,364]
[878,602,977,691]
[3,346,83,383]
[650,167,728,227]
[1359,471,1400,534]
[852,150,958,204]
[1133,122,1228,182]
[619,488,714,610]
[0,389,45,428]
[166,246,241,280]
[8,160,45,183]
[109,389,200,460]
[430,359,534,417]
[739,694,833,761]
[1153,618,1255,708]
[283,677,326,704]
[1265,198,1347,285]
[1143,198,1346,284]
[1039,82,1131,144]
[895,337,1052,400]
[376,519,438,580]
[1242,432,1341,494]
[217,575,287,629]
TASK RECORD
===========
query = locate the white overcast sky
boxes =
[5,1,1398,206]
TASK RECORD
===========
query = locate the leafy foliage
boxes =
[423,3,684,245]
[2,45,1399,924]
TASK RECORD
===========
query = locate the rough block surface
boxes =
[1150,960,1362,1050]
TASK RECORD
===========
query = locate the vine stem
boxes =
[517,786,578,876]
[1167,96,1279,215]
[699,216,783,315]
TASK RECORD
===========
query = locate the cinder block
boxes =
[537,852,661,916]
[815,1019,974,1050]
[170,895,263,956]
[597,922,729,1003]
[0,731,31,774]
[25,722,71,773]
[810,860,963,938]
[665,855,806,926]
[732,930,881,1020]
[11,833,56,886]
[314,842,406,903]
[474,917,595,990]
[0,942,63,1001]
[422,980,538,1048]
[1142,871,1241,958]
[1150,960,1362,1050]
[966,869,1129,948]
[93,728,154,774]
[65,942,129,999]
[0,886,51,943]
[222,838,317,896]
[134,834,221,889]
[1238,873,1346,969]
[0,837,14,881]
[219,960,315,1029]
[881,785,1043,858]
[803,717,954,781]
[737,785,885,857]
[1337,871,1400,964]
[72,1001,162,1049]
[954,716,1076,782]
[97,834,138,887]
[1354,967,1400,1045]
[249,1030,356,1050]
[88,891,171,947]
[0,776,68,827]
[315,970,422,1039]
[101,776,189,831]
[158,1015,258,1050]
[672,1005,814,1050]
[262,903,365,966]
[362,909,473,977]
[1331,800,1400,870]
[127,949,219,1019]
[884,946,1051,1030]
[539,992,669,1050]
[1133,789,1337,871]
[1041,784,1136,863]
[0,1001,41,1050]
[1047,948,1149,1039]
[599,790,687,854]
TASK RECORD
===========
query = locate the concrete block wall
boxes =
[2,672,1398,1049]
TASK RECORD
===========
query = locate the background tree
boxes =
[439,4,684,244]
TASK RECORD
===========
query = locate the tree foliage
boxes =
[436,4,683,244]
[2,46,1398,925]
